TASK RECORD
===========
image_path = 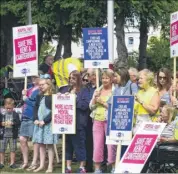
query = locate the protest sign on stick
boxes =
[170,11,178,98]
[52,93,76,173]
[108,96,134,168]
[83,28,109,69]
[115,122,166,173]
[13,24,38,90]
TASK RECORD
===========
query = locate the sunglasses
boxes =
[82,79,89,82]
[159,76,167,80]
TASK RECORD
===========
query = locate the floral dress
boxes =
[32,97,58,144]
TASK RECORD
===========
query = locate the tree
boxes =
[147,36,178,72]
[114,0,134,68]
[132,0,178,70]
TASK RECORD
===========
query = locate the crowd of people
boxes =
[0,55,178,173]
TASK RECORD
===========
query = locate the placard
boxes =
[52,94,76,134]
[170,11,178,57]
[82,27,109,68]
[13,24,38,77]
[115,122,166,173]
[110,96,134,141]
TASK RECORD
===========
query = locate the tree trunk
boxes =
[1,13,19,67]
[54,41,63,61]
[38,27,44,56]
[115,11,128,68]
[138,16,148,70]
[62,24,72,58]
[54,24,72,60]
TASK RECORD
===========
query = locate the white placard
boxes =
[52,94,76,134]
[13,24,38,77]
[115,122,166,173]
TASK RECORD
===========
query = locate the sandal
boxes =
[33,166,45,173]
[46,168,53,173]
[18,163,28,169]
[26,164,38,171]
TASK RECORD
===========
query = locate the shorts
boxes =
[0,137,17,152]
[19,120,34,138]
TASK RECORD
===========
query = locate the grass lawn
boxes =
[0,140,80,173]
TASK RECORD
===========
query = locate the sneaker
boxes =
[65,168,72,173]
[0,164,4,169]
[77,167,86,173]
[9,164,17,169]
[94,169,102,173]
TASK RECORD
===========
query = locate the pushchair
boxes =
[144,142,178,173]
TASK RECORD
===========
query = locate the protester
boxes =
[19,76,40,169]
[32,74,58,173]
[142,105,178,173]
[85,69,97,172]
[58,70,90,173]
[157,68,173,105]
[158,105,177,142]
[108,67,134,160]
[128,67,139,94]
[90,69,116,173]
[39,55,54,77]
[0,98,20,169]
[82,73,89,86]
[134,69,160,134]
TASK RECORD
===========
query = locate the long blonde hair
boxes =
[40,79,54,95]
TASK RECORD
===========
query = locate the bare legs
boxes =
[19,136,29,168]
[33,144,54,173]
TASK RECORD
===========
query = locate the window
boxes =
[128,37,134,45]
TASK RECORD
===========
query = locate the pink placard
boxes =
[122,134,158,164]
[170,21,178,46]
[14,35,36,64]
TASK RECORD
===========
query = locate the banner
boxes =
[52,94,76,134]
[13,24,38,77]
[82,27,109,68]
[110,96,134,141]
[115,122,166,173]
[170,11,178,57]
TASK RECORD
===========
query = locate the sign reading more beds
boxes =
[52,94,76,134]
[170,11,178,57]
[82,28,109,68]
[109,96,134,141]
[13,24,38,77]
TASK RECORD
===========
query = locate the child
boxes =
[0,98,20,169]
[32,75,58,173]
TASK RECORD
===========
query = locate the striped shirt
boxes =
[161,122,176,138]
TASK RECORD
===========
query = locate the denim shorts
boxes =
[19,120,34,138]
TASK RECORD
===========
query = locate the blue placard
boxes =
[109,96,134,140]
[82,28,109,68]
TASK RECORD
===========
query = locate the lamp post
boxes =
[107,0,114,64]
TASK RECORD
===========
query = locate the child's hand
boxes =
[39,121,45,127]
[1,122,5,126]
[34,120,39,125]
[22,89,27,96]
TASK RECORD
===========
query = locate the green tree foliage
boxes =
[131,0,178,70]
[147,36,178,72]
